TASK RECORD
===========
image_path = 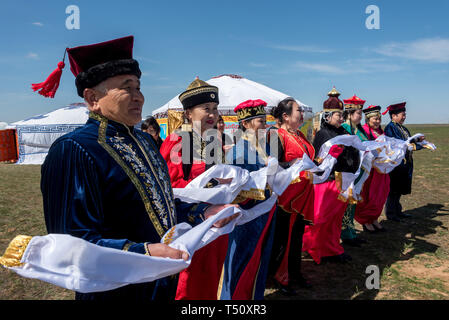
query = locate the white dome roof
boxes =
[152,74,311,116]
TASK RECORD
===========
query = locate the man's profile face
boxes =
[90,74,145,127]
[392,111,406,124]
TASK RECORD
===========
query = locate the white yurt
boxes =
[152,74,314,139]
[9,103,89,164]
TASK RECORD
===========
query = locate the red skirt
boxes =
[278,172,315,223]
[355,169,390,225]
[302,180,348,264]
[175,235,229,300]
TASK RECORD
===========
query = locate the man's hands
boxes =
[146,243,189,261]
[204,204,240,228]
[147,204,240,260]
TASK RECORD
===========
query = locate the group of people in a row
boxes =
[140,79,424,297]
[35,36,424,300]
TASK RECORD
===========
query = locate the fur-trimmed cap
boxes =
[382,102,406,115]
[31,36,141,99]
[67,36,141,97]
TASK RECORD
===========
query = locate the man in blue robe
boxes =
[383,102,424,221]
[39,36,236,300]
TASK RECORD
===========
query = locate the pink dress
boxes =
[354,125,390,225]
[302,180,348,264]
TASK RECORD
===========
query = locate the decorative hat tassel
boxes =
[31,50,66,98]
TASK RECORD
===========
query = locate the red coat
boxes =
[159,131,228,300]
[268,128,316,284]
[159,132,206,188]
[276,128,316,223]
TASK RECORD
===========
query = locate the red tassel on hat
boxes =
[31,61,65,98]
[32,47,67,99]
[381,107,390,115]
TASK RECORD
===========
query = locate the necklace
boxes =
[284,129,314,159]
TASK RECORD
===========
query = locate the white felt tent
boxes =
[153,74,312,114]
[151,74,314,139]
[9,103,89,164]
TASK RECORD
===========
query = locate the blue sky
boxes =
[0,0,448,124]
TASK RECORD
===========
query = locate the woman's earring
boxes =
[181,117,192,132]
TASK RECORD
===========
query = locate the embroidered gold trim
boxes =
[92,113,166,238]
[334,171,343,191]
[252,261,262,300]
[238,188,266,201]
[0,235,33,268]
[364,110,381,118]
[375,159,398,165]
[126,126,176,227]
[344,104,363,110]
[122,242,134,252]
[144,243,151,256]
[323,108,343,112]
[163,226,176,245]
[236,105,266,121]
[290,176,302,184]
[180,86,218,101]
[216,264,225,300]
[232,194,249,204]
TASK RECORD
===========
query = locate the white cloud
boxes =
[293,61,344,74]
[270,44,332,53]
[26,52,39,60]
[249,62,268,68]
[291,59,403,75]
[32,22,44,27]
[375,38,449,63]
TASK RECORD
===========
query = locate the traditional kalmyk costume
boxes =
[302,88,360,264]
[383,102,423,220]
[219,99,276,300]
[354,105,390,229]
[340,95,368,246]
[159,78,228,300]
[39,36,211,300]
[267,110,315,292]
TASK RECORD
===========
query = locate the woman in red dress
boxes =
[160,78,232,299]
[354,105,389,232]
[267,97,315,295]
